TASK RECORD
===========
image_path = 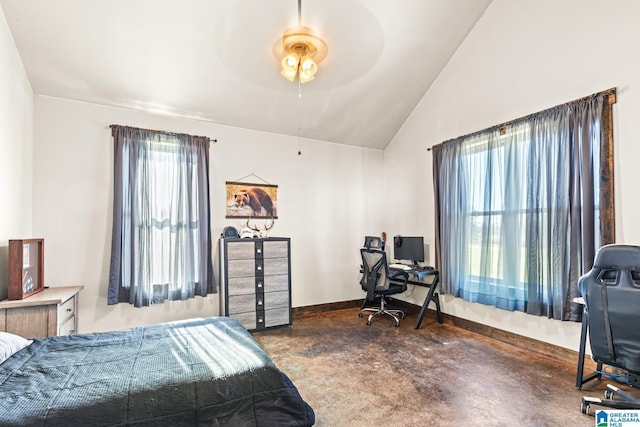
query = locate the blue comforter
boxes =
[0,317,315,426]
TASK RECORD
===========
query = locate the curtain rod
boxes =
[109,124,217,143]
[427,87,617,151]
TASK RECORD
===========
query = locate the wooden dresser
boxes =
[219,237,291,331]
[0,286,83,338]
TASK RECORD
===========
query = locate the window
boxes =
[433,89,615,320]
[108,126,215,307]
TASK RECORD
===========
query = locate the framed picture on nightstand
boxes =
[8,238,44,300]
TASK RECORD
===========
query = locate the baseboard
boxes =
[293,299,594,371]
[292,299,362,318]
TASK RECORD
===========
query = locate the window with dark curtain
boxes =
[432,89,615,321]
[108,126,216,307]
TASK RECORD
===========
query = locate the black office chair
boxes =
[577,244,640,415]
[359,246,408,326]
[359,235,386,303]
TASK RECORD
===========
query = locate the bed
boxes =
[0,316,315,426]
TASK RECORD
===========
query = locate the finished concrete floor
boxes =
[253,307,621,427]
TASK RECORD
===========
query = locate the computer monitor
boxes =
[393,236,424,266]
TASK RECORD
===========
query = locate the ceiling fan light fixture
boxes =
[281,69,298,82]
[281,53,300,81]
[298,69,315,83]
[277,3,327,83]
[298,55,317,82]
[300,55,316,71]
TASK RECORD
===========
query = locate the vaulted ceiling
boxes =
[1,0,492,149]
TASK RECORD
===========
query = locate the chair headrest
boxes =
[593,244,640,269]
[364,236,384,250]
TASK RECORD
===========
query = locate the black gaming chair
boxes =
[358,246,408,326]
[577,244,640,415]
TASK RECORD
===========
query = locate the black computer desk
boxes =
[389,266,443,329]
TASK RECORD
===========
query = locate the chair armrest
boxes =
[389,270,409,284]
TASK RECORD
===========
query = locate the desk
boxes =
[389,267,443,329]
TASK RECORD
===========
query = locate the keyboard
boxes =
[389,263,411,271]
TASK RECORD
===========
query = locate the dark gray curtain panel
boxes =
[432,89,615,321]
[108,126,215,307]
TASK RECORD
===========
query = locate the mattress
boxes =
[0,316,315,426]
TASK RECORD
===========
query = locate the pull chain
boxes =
[297,77,302,155]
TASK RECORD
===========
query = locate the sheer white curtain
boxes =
[108,126,215,307]
[433,92,613,320]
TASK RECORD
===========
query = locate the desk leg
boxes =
[576,309,588,389]
[414,276,441,329]
[576,308,601,389]
[433,293,443,324]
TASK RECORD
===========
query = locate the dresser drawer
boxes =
[228,276,258,295]
[228,294,257,314]
[264,274,289,292]
[226,242,256,260]
[264,308,290,327]
[231,312,257,330]
[227,259,256,278]
[57,296,76,323]
[58,315,77,335]
[264,290,289,310]
[263,241,289,259]
[264,258,289,276]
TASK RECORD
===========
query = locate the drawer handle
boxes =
[256,248,262,254]
[66,308,72,313]
[258,317,264,323]
[257,265,262,271]
[257,282,263,288]
[257,300,263,306]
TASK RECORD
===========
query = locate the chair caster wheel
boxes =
[366,321,372,326]
[581,399,593,416]
[395,323,400,327]
[604,390,614,399]
[358,312,363,318]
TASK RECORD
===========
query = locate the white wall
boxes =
[32,96,384,333]
[0,7,33,300]
[11,0,639,352]
[385,0,640,352]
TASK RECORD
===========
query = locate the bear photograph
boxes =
[225,182,278,218]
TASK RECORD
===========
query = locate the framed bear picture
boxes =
[225,181,278,219]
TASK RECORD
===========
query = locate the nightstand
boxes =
[0,286,83,338]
